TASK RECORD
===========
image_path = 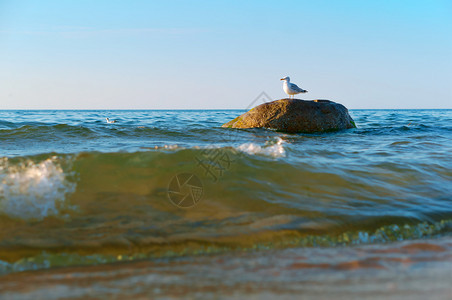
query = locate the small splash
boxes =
[237,137,286,158]
[0,156,76,220]
[140,144,181,150]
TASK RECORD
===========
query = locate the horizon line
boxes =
[1,108,451,111]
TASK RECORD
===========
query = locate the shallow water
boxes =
[1,237,451,299]
[0,109,451,297]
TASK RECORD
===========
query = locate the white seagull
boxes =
[280,76,308,99]
[106,118,117,124]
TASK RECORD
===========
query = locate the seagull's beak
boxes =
[280,78,284,81]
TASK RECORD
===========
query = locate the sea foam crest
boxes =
[0,156,76,220]
[237,137,286,158]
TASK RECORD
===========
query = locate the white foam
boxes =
[0,157,76,220]
[237,137,286,158]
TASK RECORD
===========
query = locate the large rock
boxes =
[222,99,356,133]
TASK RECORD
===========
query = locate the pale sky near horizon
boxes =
[1,0,451,109]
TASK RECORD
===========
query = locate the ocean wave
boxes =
[0,123,222,145]
[0,142,450,266]
[0,148,450,223]
[236,137,286,158]
[0,156,76,220]
[0,124,97,140]
[0,148,449,226]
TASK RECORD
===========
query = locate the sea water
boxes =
[0,109,451,298]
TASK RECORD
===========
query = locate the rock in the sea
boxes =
[222,99,356,133]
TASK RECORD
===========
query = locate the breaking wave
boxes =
[0,156,76,220]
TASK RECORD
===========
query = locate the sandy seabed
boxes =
[1,236,451,300]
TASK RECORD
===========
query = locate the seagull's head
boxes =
[280,76,290,82]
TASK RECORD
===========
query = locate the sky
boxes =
[0,0,451,109]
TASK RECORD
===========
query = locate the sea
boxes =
[0,109,451,299]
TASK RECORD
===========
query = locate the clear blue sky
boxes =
[1,0,451,109]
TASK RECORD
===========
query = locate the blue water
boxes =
[0,109,451,273]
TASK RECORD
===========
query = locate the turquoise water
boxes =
[0,109,451,273]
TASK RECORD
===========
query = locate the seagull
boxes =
[106,118,117,123]
[280,76,308,99]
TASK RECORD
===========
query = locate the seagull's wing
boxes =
[289,82,306,93]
